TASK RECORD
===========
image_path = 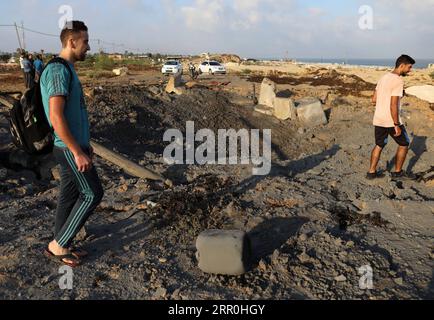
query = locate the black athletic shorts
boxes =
[375,125,410,148]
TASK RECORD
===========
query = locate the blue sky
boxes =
[1,0,433,59]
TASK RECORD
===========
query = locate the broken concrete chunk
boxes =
[254,105,274,116]
[273,97,297,120]
[296,97,328,127]
[165,74,184,95]
[258,78,276,108]
[196,230,251,276]
[406,85,434,103]
[112,67,128,76]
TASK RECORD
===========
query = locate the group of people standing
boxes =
[19,52,44,89]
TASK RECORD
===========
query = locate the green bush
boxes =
[94,54,115,70]
[0,53,12,62]
[430,72,434,80]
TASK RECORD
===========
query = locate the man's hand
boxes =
[394,126,402,137]
[73,150,93,172]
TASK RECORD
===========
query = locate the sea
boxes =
[292,58,433,69]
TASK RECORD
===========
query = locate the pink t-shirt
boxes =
[373,73,404,128]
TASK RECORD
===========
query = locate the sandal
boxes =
[366,171,385,180]
[70,247,89,259]
[44,248,82,268]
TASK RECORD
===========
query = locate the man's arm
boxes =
[390,96,401,137]
[372,90,377,106]
[49,96,92,172]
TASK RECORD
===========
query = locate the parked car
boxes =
[198,61,226,75]
[161,60,183,75]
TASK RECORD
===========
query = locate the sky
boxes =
[0,0,433,59]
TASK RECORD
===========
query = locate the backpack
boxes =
[8,57,73,155]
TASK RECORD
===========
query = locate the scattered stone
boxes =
[394,278,404,286]
[335,275,347,282]
[297,252,311,264]
[148,86,160,96]
[298,233,308,242]
[153,287,167,299]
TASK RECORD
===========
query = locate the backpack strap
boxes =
[42,57,74,96]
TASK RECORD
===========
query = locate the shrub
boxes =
[94,54,115,70]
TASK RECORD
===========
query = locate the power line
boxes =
[0,24,147,53]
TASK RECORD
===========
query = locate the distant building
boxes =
[108,54,123,61]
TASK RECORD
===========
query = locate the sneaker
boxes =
[366,171,385,180]
[391,171,417,180]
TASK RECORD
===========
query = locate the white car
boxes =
[198,61,226,75]
[161,60,183,75]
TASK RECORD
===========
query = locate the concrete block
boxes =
[273,97,297,120]
[254,105,274,116]
[258,78,276,108]
[165,73,184,95]
[406,85,434,103]
[196,230,251,276]
[296,97,328,127]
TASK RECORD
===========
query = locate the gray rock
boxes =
[335,275,347,282]
[296,98,328,127]
[148,86,161,96]
[153,287,167,299]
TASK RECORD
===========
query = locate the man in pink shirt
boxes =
[367,55,416,180]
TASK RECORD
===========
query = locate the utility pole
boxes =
[14,22,23,52]
[21,21,25,50]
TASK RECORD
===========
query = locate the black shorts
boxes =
[375,126,410,148]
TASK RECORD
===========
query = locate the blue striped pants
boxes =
[53,146,104,248]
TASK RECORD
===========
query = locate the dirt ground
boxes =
[0,64,433,300]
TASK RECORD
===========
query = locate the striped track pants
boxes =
[53,147,104,248]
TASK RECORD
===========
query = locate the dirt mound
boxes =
[209,54,242,64]
[86,85,316,161]
[247,69,375,97]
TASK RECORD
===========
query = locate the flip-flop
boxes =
[70,247,89,259]
[44,248,82,268]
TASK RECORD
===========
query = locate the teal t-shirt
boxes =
[40,62,90,148]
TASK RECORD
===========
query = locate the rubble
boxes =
[0,65,433,300]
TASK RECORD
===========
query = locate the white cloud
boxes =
[180,0,224,32]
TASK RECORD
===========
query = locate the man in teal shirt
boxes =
[41,21,103,267]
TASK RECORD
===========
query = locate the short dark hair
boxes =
[60,21,88,48]
[396,55,416,68]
